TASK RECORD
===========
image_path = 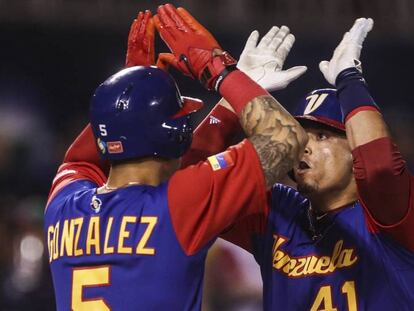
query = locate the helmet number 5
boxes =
[99,124,108,136]
[71,266,111,311]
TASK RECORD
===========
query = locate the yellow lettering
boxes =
[118,216,136,254]
[342,281,358,311]
[306,256,319,275]
[60,219,74,257]
[274,254,290,270]
[136,216,157,255]
[272,235,287,254]
[86,216,101,255]
[47,225,54,263]
[289,257,307,277]
[315,256,331,274]
[271,235,360,278]
[72,266,110,310]
[329,240,344,271]
[310,285,338,311]
[303,256,312,275]
[73,218,84,256]
[341,249,358,267]
[273,250,285,263]
[284,258,296,274]
[53,222,60,260]
[103,217,114,254]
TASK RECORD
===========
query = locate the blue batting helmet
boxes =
[294,88,344,131]
[90,66,203,161]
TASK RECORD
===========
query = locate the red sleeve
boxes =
[46,125,109,206]
[352,137,414,251]
[219,210,268,253]
[181,104,242,168]
[168,139,268,255]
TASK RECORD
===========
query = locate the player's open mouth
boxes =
[296,161,310,174]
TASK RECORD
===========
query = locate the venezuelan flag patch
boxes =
[207,151,235,171]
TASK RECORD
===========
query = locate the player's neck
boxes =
[99,157,179,192]
[309,181,358,213]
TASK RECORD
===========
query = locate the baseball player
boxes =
[44,6,307,310]
[186,18,414,310]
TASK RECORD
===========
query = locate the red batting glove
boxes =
[125,10,155,67]
[154,4,237,90]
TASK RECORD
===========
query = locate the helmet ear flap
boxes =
[162,115,193,156]
[178,116,193,144]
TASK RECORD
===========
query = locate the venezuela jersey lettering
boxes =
[251,183,414,310]
[190,105,414,310]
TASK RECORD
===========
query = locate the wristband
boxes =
[199,51,237,91]
[218,70,269,116]
[335,67,379,121]
[213,64,237,92]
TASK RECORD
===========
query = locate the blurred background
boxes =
[0,0,413,310]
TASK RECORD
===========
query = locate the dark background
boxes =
[0,0,413,309]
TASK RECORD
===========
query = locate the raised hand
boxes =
[125,10,155,67]
[238,26,307,92]
[154,4,236,90]
[319,18,373,85]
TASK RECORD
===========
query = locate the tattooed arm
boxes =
[238,95,307,187]
[186,94,306,188]
[213,94,307,189]
[153,4,306,188]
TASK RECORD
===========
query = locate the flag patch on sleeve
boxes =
[208,151,234,171]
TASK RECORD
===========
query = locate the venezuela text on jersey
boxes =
[272,234,358,277]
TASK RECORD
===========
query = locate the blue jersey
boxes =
[45,130,268,311]
[45,180,209,310]
[184,92,414,310]
[252,184,414,310]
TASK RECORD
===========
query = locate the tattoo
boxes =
[240,95,304,188]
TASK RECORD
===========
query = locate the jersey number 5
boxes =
[70,216,157,310]
[72,266,111,311]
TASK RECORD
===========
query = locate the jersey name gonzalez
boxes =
[46,214,157,263]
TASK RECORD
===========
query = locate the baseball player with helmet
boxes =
[44,5,308,310]
[187,18,414,310]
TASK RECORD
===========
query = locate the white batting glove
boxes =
[237,26,307,92]
[319,18,374,85]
